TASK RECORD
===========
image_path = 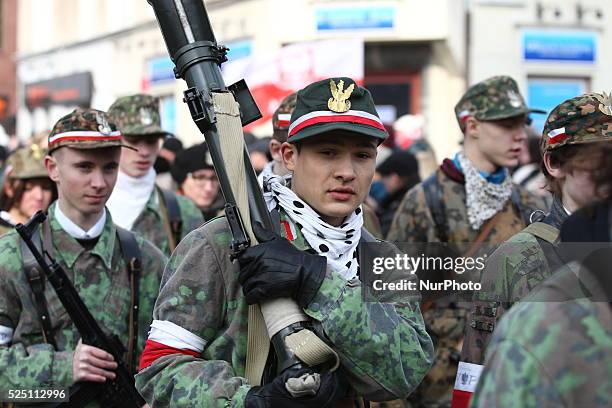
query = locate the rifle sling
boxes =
[115,226,142,374]
[20,224,57,349]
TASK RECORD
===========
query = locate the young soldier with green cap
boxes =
[0,109,166,404]
[452,92,612,408]
[106,94,203,255]
[135,77,433,407]
[0,144,55,234]
[386,75,547,407]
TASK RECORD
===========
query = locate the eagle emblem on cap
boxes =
[328,79,355,113]
[96,112,112,135]
[595,92,612,116]
[139,107,154,126]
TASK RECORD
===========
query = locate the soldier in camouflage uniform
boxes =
[135,77,434,407]
[107,94,203,255]
[452,92,612,407]
[471,147,612,407]
[0,144,55,235]
[386,76,547,408]
[0,109,166,406]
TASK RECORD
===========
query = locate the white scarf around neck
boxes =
[457,152,512,230]
[106,168,156,230]
[263,174,363,281]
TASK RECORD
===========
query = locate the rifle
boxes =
[15,211,145,408]
[147,0,338,392]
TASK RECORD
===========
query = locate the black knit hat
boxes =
[288,77,388,143]
[170,143,214,185]
[377,150,419,177]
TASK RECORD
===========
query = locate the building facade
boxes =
[0,0,17,140]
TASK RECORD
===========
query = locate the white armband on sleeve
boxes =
[0,325,14,346]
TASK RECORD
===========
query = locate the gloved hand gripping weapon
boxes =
[147,0,339,394]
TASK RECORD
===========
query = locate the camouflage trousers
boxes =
[407,307,467,408]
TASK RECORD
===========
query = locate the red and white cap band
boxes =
[288,110,385,138]
[49,130,122,146]
[451,361,484,408]
[276,113,291,129]
[547,127,568,145]
[458,110,471,123]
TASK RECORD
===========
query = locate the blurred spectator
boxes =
[0,144,56,235]
[171,143,224,221]
[247,136,271,176]
[258,92,296,185]
[393,114,437,180]
[155,137,184,190]
[375,149,420,238]
[512,127,549,199]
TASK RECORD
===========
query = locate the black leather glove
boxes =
[245,367,347,408]
[238,222,327,308]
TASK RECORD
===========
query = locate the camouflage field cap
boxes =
[541,92,612,152]
[272,92,297,142]
[108,94,169,137]
[455,75,545,131]
[288,77,388,143]
[5,144,48,179]
[48,108,130,153]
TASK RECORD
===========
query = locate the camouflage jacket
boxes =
[0,203,166,404]
[132,187,204,255]
[386,160,546,408]
[471,260,612,407]
[386,161,547,246]
[135,210,434,407]
[460,195,568,367]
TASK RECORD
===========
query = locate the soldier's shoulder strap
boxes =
[510,186,534,226]
[115,226,142,373]
[523,221,560,244]
[19,222,57,349]
[422,172,449,242]
[158,187,183,236]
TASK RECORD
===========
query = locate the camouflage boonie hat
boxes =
[272,92,297,142]
[541,92,612,152]
[288,77,388,143]
[455,75,545,131]
[5,144,48,179]
[48,108,131,153]
[108,94,169,137]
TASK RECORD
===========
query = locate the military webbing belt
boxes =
[211,92,338,386]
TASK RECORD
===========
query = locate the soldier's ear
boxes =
[44,155,60,183]
[464,117,480,140]
[281,142,297,171]
[542,151,564,178]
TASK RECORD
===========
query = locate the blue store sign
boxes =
[316,7,395,31]
[523,30,596,62]
[147,56,175,85]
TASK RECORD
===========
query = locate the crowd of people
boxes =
[0,74,609,408]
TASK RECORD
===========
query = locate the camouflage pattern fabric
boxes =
[454,76,544,131]
[0,202,166,406]
[108,94,169,137]
[47,108,129,153]
[471,261,612,407]
[387,167,547,408]
[5,144,48,180]
[541,92,612,152]
[131,187,204,256]
[135,210,434,407]
[460,195,567,368]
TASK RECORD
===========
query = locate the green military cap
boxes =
[48,108,131,153]
[541,92,612,152]
[272,92,297,142]
[455,75,545,130]
[5,144,48,179]
[108,94,169,137]
[288,77,388,143]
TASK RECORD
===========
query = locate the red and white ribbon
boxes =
[48,130,122,146]
[451,361,484,408]
[276,113,291,129]
[139,320,205,370]
[288,110,385,138]
[547,127,568,145]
